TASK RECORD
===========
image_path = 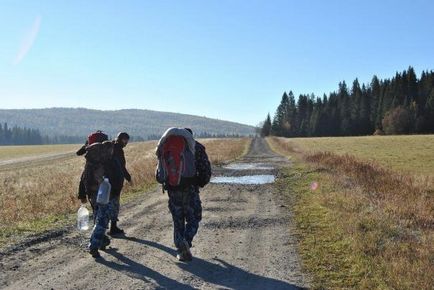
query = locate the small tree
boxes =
[382,106,411,135]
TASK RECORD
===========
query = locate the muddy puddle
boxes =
[223,163,274,170]
[211,175,275,185]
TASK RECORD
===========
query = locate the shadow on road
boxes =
[96,246,195,290]
[100,236,304,290]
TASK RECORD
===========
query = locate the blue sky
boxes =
[0,0,433,125]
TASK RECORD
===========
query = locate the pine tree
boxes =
[370,75,381,129]
[337,81,351,135]
[287,91,297,136]
[271,92,290,136]
[407,66,418,102]
[350,79,362,134]
[425,89,434,133]
[261,114,272,137]
[296,94,309,136]
[360,84,371,134]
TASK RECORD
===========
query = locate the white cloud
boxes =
[14,15,42,65]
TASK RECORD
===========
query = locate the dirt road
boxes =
[0,138,308,289]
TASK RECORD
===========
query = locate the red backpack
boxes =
[88,131,108,145]
[157,135,196,188]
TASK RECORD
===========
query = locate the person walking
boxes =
[79,140,117,257]
[77,131,110,210]
[108,132,132,236]
[77,131,119,258]
[156,128,211,261]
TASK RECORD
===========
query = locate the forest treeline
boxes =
[0,122,248,145]
[0,108,254,139]
[261,67,434,137]
[0,123,83,145]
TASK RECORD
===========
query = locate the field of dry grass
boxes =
[268,136,434,289]
[0,144,78,161]
[0,138,251,247]
[199,138,251,165]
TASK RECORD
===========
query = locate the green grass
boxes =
[0,144,79,161]
[287,135,434,176]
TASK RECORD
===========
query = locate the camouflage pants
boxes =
[89,202,113,250]
[110,194,120,222]
[168,186,202,250]
[89,191,119,223]
[88,192,98,222]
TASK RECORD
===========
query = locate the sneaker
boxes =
[89,248,101,258]
[177,239,192,261]
[100,235,111,250]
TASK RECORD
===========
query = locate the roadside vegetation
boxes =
[269,136,434,289]
[0,144,78,161]
[0,138,251,248]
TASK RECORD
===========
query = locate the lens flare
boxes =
[310,181,319,191]
[14,15,41,65]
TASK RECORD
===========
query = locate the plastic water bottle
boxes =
[96,178,111,205]
[77,205,89,231]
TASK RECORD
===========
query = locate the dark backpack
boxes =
[156,135,196,188]
[195,142,211,187]
[88,131,108,145]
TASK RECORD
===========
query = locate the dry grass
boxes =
[199,138,251,165]
[0,138,250,247]
[0,144,79,161]
[268,137,434,289]
[305,152,433,228]
[0,141,157,245]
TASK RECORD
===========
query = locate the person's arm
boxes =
[76,145,86,156]
[77,177,87,203]
[120,149,132,182]
[76,140,88,156]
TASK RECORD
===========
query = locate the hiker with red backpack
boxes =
[156,128,211,261]
[77,131,123,258]
[77,130,111,210]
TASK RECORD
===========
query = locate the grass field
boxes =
[0,144,79,161]
[268,136,434,289]
[0,138,251,248]
[286,135,434,176]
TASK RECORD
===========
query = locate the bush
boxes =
[382,106,411,135]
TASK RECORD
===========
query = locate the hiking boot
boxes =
[177,240,192,262]
[89,248,101,258]
[176,253,186,261]
[109,222,125,236]
[100,235,111,250]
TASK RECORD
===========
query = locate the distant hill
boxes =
[0,108,254,140]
